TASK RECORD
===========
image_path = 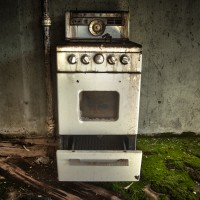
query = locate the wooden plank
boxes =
[0,138,57,157]
[0,138,58,146]
[0,143,47,157]
[0,160,81,200]
[75,183,122,200]
[0,159,122,200]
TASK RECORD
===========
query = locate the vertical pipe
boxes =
[42,0,55,136]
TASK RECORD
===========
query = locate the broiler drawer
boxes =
[57,150,142,182]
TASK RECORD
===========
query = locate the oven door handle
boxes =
[69,159,129,166]
[80,159,118,163]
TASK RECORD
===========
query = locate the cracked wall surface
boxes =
[129,0,200,134]
[0,0,47,136]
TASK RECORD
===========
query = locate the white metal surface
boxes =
[57,51,142,72]
[57,73,141,135]
[57,150,142,181]
[56,45,141,53]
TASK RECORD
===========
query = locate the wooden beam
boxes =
[0,138,58,157]
[0,160,81,200]
[0,159,122,200]
[0,142,48,157]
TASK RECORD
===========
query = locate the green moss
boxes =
[103,135,200,200]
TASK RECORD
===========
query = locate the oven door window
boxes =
[79,91,119,121]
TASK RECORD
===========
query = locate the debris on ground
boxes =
[0,134,200,200]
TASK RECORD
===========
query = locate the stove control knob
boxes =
[94,54,104,64]
[107,55,117,65]
[120,54,130,65]
[68,54,77,64]
[81,54,91,64]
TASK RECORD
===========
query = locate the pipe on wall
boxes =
[42,0,55,136]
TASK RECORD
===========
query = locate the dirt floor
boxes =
[0,134,200,200]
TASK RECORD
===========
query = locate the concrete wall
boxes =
[0,0,199,136]
[129,0,200,134]
[0,0,47,136]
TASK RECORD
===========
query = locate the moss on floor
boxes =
[102,135,200,200]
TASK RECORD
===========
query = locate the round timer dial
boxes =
[89,19,105,36]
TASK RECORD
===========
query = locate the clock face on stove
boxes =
[88,19,105,36]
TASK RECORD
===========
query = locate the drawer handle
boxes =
[69,159,129,166]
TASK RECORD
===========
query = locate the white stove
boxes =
[56,11,142,182]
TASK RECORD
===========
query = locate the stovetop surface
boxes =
[58,39,142,49]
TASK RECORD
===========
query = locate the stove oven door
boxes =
[57,73,141,135]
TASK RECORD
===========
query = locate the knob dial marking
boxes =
[81,54,91,64]
[107,55,117,65]
[68,54,77,64]
[120,54,130,65]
